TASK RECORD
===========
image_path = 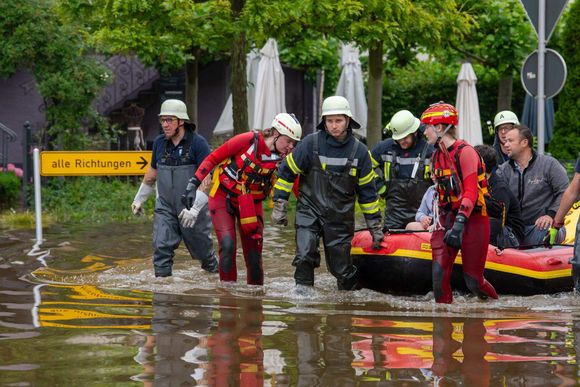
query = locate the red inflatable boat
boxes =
[350,230,575,296]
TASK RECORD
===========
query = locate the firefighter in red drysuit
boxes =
[181,113,302,285]
[420,102,498,304]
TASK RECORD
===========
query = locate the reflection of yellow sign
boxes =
[40,151,151,176]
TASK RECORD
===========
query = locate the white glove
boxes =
[178,191,208,228]
[131,182,154,216]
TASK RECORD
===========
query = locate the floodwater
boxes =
[1,219,580,386]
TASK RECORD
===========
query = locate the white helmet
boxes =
[493,110,519,129]
[271,113,302,141]
[159,99,189,120]
[316,95,361,129]
[386,110,420,140]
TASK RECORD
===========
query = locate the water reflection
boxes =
[2,222,580,385]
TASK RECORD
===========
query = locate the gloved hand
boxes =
[366,217,385,250]
[271,199,288,226]
[543,226,560,248]
[181,176,201,210]
[131,182,154,216]
[444,213,467,249]
[178,191,208,228]
[376,179,387,198]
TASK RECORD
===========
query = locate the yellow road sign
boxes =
[40,151,151,176]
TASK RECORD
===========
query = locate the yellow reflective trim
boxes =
[322,162,327,170]
[274,180,293,193]
[384,162,391,181]
[287,154,302,175]
[360,199,380,214]
[358,171,374,185]
[275,178,293,190]
[371,155,380,168]
[349,247,572,280]
[350,167,357,176]
[240,216,258,225]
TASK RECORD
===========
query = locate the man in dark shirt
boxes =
[475,144,524,248]
[131,99,218,277]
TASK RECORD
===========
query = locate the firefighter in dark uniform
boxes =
[271,96,384,291]
[131,99,218,277]
[371,109,434,230]
[421,102,498,304]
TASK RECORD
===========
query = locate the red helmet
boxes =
[420,102,458,126]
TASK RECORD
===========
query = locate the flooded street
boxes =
[2,220,580,385]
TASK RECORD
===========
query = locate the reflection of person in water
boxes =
[205,296,264,385]
[294,315,323,385]
[320,314,356,385]
[133,292,214,385]
[430,317,490,386]
[293,313,356,385]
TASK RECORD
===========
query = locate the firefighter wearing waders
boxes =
[371,110,434,230]
[131,99,218,277]
[271,96,384,291]
[420,102,498,304]
[181,113,302,285]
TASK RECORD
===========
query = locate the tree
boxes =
[56,0,238,129]
[436,0,535,111]
[245,0,472,148]
[550,0,580,160]
[0,0,110,149]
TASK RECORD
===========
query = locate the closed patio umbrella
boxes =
[253,38,286,130]
[455,62,483,145]
[213,50,260,136]
[335,43,367,138]
[521,94,555,145]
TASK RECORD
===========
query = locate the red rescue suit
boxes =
[431,140,498,303]
[194,131,280,285]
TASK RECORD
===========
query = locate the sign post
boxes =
[40,151,151,176]
[519,0,569,154]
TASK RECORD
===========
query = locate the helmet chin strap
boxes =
[272,134,281,154]
[435,124,453,143]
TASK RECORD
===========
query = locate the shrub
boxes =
[0,172,21,210]
[42,176,152,223]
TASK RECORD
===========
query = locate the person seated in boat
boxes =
[474,144,524,249]
[548,155,580,290]
[420,101,498,304]
[497,124,568,246]
[405,177,436,231]
[492,110,519,164]
[371,110,434,231]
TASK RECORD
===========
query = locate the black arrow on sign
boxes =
[137,156,148,170]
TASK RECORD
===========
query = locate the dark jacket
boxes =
[273,130,380,221]
[492,132,510,165]
[487,171,525,245]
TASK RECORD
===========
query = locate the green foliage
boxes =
[0,172,20,210]
[382,60,527,144]
[438,0,535,75]
[0,211,55,229]
[0,0,111,150]
[550,0,580,160]
[57,0,233,70]
[42,177,152,223]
